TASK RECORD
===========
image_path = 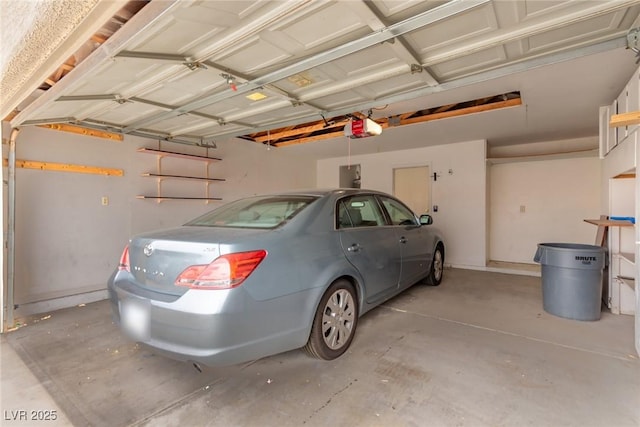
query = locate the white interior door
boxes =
[393,166,430,214]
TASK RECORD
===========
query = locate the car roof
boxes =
[264,188,390,198]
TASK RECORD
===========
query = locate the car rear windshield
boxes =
[185,195,318,229]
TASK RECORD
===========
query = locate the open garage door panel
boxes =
[8,0,640,148]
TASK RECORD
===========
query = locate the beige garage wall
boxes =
[317,139,487,268]
[489,157,602,264]
[4,124,315,314]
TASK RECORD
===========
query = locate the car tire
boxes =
[426,244,444,286]
[304,279,359,360]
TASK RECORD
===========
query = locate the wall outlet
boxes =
[101,196,109,206]
[520,205,526,213]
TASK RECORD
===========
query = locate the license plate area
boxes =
[120,297,150,341]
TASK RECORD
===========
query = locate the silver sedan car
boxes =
[108,189,444,366]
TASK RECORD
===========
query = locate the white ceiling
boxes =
[10,0,640,158]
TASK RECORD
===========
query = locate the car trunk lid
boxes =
[128,226,270,295]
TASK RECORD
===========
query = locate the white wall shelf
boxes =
[599,64,639,354]
[618,276,636,291]
[602,180,637,316]
[617,252,636,264]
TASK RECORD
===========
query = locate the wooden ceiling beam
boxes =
[253,119,349,142]
[277,119,397,146]
[474,96,493,105]
[245,92,521,147]
[400,98,522,126]
[3,110,18,122]
[91,34,109,44]
[276,130,347,147]
[431,103,458,114]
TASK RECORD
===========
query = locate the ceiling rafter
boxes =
[275,130,354,147]
[35,1,147,93]
[242,91,521,147]
[250,119,350,143]
[399,96,521,126]
[10,0,181,127]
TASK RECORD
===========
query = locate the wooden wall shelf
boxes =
[613,173,636,179]
[609,111,640,128]
[584,219,634,227]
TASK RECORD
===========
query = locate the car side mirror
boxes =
[419,214,433,225]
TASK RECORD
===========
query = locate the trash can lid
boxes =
[534,243,605,269]
[537,243,605,251]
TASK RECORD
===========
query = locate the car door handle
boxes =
[399,237,407,244]
[347,243,361,252]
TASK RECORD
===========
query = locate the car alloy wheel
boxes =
[433,249,443,281]
[322,288,356,350]
[426,246,444,286]
[304,280,358,360]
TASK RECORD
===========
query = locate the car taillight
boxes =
[118,245,130,272]
[175,250,267,290]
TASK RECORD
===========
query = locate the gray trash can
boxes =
[533,243,606,321]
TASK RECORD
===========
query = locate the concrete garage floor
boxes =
[1,269,638,427]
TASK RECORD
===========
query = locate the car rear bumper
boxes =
[108,272,317,366]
